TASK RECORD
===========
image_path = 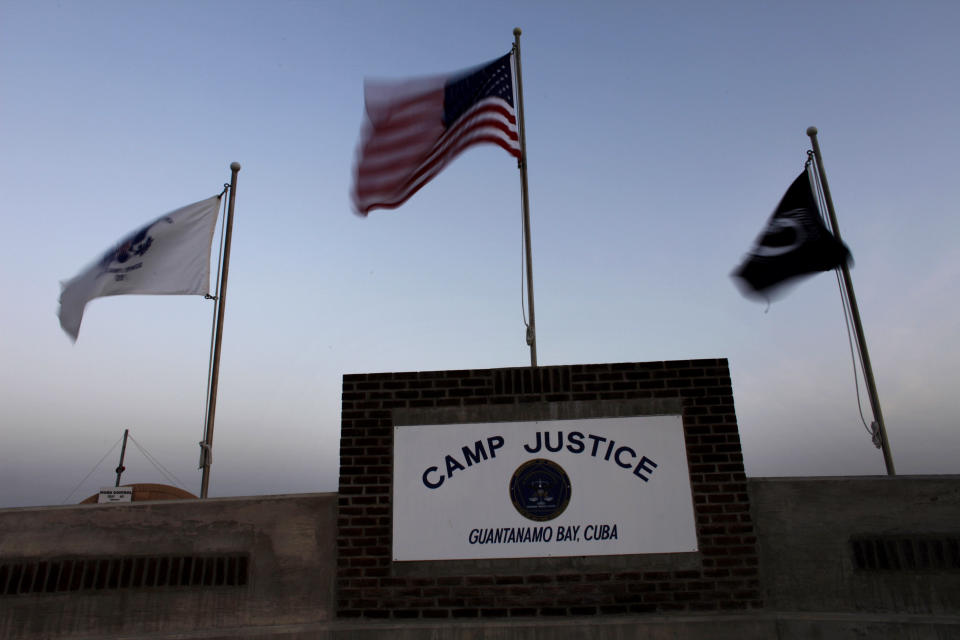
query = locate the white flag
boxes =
[58,197,221,341]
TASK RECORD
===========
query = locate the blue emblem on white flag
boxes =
[58,197,220,341]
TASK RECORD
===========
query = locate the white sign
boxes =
[393,415,697,561]
[97,487,133,503]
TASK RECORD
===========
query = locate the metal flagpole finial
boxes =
[806,126,818,137]
[514,27,522,36]
[230,162,241,172]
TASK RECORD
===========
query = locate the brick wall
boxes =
[337,360,760,619]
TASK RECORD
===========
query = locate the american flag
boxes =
[352,53,521,215]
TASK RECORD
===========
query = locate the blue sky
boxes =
[1,1,957,507]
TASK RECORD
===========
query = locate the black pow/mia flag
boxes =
[733,171,851,298]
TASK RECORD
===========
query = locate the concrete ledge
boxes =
[774,612,960,640]
[55,612,960,640]
[392,550,701,577]
[393,398,685,426]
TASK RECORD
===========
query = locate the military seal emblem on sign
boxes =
[509,458,571,521]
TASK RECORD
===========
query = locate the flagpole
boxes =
[513,27,538,368]
[114,428,129,487]
[200,162,241,498]
[806,127,895,476]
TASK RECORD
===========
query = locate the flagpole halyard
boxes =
[806,127,895,476]
[513,27,538,368]
[200,162,241,498]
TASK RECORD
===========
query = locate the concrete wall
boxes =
[1,478,960,639]
[0,493,337,639]
[750,475,960,616]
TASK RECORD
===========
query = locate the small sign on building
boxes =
[97,486,133,503]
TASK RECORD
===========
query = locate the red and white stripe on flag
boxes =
[352,53,521,215]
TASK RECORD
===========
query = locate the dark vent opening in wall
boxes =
[0,554,250,596]
[494,368,571,396]
[851,536,960,571]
